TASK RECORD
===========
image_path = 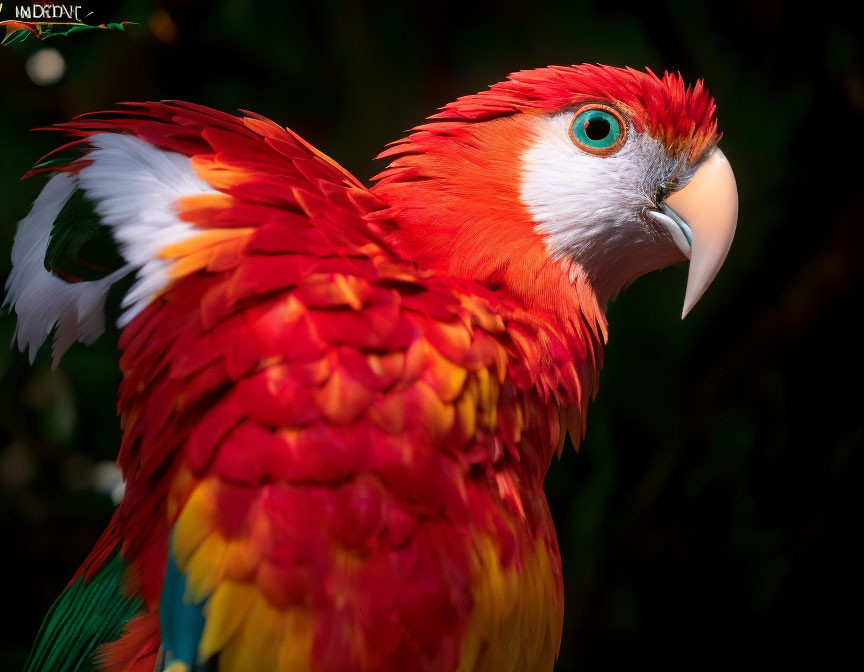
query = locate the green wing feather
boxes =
[24,554,142,672]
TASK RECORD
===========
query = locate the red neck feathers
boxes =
[371,110,605,423]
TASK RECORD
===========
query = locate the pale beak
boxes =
[651,147,738,318]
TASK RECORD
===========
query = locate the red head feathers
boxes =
[394,64,721,160]
[371,65,723,332]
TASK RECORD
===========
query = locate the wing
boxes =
[6,101,381,364]
[7,103,574,672]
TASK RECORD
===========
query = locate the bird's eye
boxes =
[569,104,627,156]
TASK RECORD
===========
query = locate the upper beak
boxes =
[652,147,738,318]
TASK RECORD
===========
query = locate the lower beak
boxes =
[654,147,739,318]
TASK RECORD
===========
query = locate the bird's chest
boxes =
[456,480,564,672]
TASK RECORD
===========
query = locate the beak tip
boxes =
[681,296,696,320]
[681,271,713,320]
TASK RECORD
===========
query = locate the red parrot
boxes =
[4,64,737,672]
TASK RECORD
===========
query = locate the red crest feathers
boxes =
[396,64,720,161]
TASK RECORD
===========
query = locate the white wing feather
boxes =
[3,133,217,366]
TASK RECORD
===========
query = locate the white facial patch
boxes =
[519,111,688,302]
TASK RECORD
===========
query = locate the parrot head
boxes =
[373,64,737,321]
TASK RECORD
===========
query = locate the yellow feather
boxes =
[425,346,468,402]
[198,581,257,661]
[458,533,561,672]
[184,532,227,603]
[173,481,218,567]
[219,598,277,672]
[276,611,314,672]
[332,273,364,310]
[159,228,253,260]
[476,368,500,428]
[456,385,478,440]
[403,338,431,382]
[219,595,291,672]
[414,380,456,443]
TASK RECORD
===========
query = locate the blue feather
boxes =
[160,545,207,671]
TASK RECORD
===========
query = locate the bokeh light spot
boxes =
[25,48,66,86]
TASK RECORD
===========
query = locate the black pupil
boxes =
[585,116,611,141]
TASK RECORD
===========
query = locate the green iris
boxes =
[571,108,622,150]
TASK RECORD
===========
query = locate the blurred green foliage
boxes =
[1,0,861,669]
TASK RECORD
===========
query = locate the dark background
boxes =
[1,0,861,669]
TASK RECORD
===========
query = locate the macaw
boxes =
[4,64,737,672]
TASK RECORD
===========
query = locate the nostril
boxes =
[655,180,677,204]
